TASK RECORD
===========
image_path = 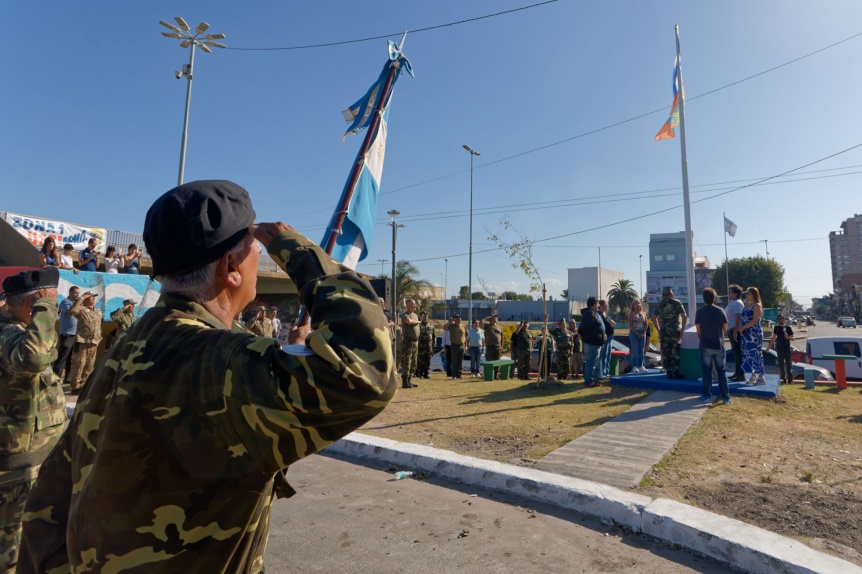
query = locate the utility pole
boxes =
[387,210,404,369]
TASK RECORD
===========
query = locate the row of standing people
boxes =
[39,236,141,275]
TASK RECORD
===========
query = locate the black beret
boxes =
[2,267,59,296]
[144,180,256,276]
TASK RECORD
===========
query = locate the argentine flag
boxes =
[328,107,391,269]
[324,41,412,269]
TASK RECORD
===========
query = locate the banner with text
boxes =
[3,212,105,252]
[646,269,711,305]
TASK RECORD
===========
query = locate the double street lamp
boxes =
[463,145,480,326]
[160,17,226,186]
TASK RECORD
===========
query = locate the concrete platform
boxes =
[611,369,779,398]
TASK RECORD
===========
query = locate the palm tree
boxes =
[376,260,434,311]
[607,279,638,317]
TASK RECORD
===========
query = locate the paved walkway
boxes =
[534,390,709,489]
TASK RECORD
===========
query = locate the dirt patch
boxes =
[449,434,539,463]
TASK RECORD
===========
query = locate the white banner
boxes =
[3,212,106,252]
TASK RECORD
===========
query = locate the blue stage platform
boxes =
[610,369,779,398]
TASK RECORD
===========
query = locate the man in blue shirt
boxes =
[78,237,99,272]
[52,286,80,385]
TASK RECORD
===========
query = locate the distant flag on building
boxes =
[724,216,737,237]
[323,39,413,269]
[654,54,681,141]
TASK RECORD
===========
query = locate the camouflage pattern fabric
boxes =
[416,322,434,377]
[653,297,685,331]
[247,316,274,338]
[67,342,97,390]
[552,326,572,379]
[0,302,68,571]
[653,298,685,376]
[69,298,102,345]
[659,329,682,375]
[400,337,418,382]
[108,309,136,348]
[570,352,584,378]
[19,230,396,574]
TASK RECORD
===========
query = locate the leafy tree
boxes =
[502,291,533,301]
[471,291,487,300]
[561,288,569,299]
[376,260,433,311]
[607,279,638,316]
[458,285,470,299]
[711,256,785,308]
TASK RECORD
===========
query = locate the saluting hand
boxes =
[253,222,292,248]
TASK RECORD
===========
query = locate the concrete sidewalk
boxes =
[326,432,861,574]
[535,390,708,488]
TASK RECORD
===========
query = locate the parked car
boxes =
[760,318,773,328]
[725,349,834,382]
[610,338,663,371]
[838,317,858,328]
[760,341,806,363]
[806,337,862,380]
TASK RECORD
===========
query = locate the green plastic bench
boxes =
[481,360,513,381]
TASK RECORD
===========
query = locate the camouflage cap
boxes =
[123,299,137,306]
[2,266,59,295]
[144,180,256,276]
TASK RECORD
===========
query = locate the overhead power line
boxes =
[227,0,560,51]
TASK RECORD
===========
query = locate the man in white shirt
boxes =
[268,308,281,339]
[725,284,745,382]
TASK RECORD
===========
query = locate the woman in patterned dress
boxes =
[740,286,765,384]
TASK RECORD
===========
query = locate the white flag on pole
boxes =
[724,216,737,238]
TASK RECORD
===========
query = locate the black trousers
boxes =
[53,334,76,381]
[729,333,743,377]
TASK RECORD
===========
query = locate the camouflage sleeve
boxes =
[18,429,73,573]
[68,297,84,317]
[224,229,396,473]
[110,308,122,321]
[2,301,58,376]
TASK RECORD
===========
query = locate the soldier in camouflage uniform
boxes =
[399,299,420,388]
[19,180,396,574]
[0,268,67,572]
[247,306,274,337]
[416,312,434,378]
[551,319,573,380]
[568,320,583,378]
[651,286,688,379]
[515,321,534,380]
[67,291,103,394]
[108,299,136,348]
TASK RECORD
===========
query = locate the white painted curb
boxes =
[326,432,861,574]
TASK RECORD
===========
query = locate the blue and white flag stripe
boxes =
[328,107,391,268]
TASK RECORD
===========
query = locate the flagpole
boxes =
[296,34,407,329]
[675,25,696,326]
[323,33,407,254]
[724,212,730,302]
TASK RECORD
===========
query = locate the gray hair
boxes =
[157,240,247,304]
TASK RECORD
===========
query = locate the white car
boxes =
[838,317,857,328]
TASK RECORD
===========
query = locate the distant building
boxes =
[646,231,711,312]
[829,214,862,290]
[415,284,445,302]
[567,267,625,302]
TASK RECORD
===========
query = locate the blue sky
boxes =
[2,1,860,305]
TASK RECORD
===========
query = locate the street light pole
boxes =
[160,17,226,186]
[639,254,643,299]
[463,145,480,327]
[444,258,448,320]
[377,258,388,276]
[387,210,403,368]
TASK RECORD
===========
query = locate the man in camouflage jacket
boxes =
[416,312,435,378]
[246,306,274,338]
[0,268,67,571]
[108,298,136,348]
[19,180,396,574]
[66,291,103,393]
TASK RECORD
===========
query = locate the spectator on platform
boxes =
[104,246,122,273]
[39,237,60,268]
[122,244,141,274]
[78,237,99,272]
[58,244,79,274]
